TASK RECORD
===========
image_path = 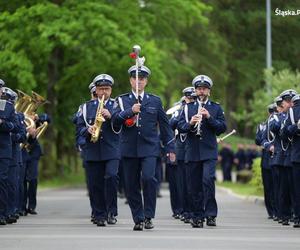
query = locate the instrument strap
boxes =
[118,97,124,111]
[82,103,90,128]
[289,107,295,125]
[180,133,187,143]
[184,104,189,123]
[0,100,7,111]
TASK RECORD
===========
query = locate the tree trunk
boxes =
[40,46,64,179]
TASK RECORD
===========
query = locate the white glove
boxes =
[297,119,300,130]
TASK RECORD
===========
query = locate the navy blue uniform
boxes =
[0,99,16,220]
[255,121,274,218]
[168,111,185,218]
[77,98,120,221]
[7,112,26,217]
[24,135,42,212]
[283,102,300,223]
[177,99,226,222]
[268,112,293,221]
[219,146,234,181]
[112,92,174,224]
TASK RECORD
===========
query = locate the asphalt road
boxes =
[1,187,299,250]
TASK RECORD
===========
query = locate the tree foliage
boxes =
[0,0,299,178]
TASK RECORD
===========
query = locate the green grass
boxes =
[39,170,86,189]
[217,181,263,197]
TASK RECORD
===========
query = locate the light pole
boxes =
[266,0,272,94]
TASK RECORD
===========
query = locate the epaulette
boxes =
[86,99,98,105]
[118,93,130,98]
[211,101,220,105]
[147,93,160,98]
[110,98,115,102]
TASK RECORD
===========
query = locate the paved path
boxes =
[1,187,299,250]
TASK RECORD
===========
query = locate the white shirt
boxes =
[132,90,145,101]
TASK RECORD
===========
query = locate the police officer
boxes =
[262,96,283,222]
[112,65,175,231]
[169,87,194,222]
[24,113,49,215]
[265,90,297,225]
[77,74,120,226]
[1,88,26,223]
[219,143,234,182]
[255,103,276,219]
[283,93,300,227]
[0,79,16,225]
[177,75,227,228]
[234,144,246,172]
[72,83,95,223]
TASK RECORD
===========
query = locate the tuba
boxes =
[15,90,49,149]
[15,90,36,130]
[90,94,106,143]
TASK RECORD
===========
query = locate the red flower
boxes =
[125,117,136,127]
[129,52,137,59]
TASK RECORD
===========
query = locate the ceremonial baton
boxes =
[130,45,145,127]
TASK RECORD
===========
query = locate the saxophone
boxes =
[91,94,106,143]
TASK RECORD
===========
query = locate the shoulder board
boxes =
[147,93,160,99]
[110,98,115,102]
[118,93,130,98]
[210,101,220,105]
[86,99,98,105]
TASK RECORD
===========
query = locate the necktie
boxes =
[138,95,143,104]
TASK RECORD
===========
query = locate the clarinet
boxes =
[196,98,203,137]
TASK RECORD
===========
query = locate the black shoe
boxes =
[133,222,144,231]
[19,211,27,216]
[273,216,278,221]
[14,214,20,220]
[144,218,154,229]
[282,219,290,226]
[96,219,106,227]
[180,215,185,221]
[268,215,273,220]
[191,220,203,228]
[293,220,300,228]
[206,217,216,226]
[107,214,117,225]
[184,217,191,224]
[6,216,17,224]
[173,214,181,219]
[0,219,7,225]
[27,209,37,215]
[157,192,163,198]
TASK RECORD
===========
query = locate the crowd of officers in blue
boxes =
[72,62,228,231]
[255,89,300,228]
[0,79,50,226]
[218,143,260,182]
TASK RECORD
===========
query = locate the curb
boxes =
[217,186,265,205]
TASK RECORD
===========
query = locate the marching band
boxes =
[1,45,299,230]
[0,81,50,225]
